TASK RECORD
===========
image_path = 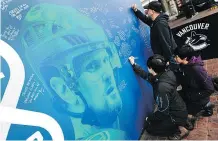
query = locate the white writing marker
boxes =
[0,72,5,79]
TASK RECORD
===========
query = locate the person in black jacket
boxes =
[174,46,215,118]
[129,54,189,140]
[131,1,178,70]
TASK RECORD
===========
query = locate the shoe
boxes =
[195,102,215,117]
[189,116,198,123]
[185,116,198,130]
[195,110,205,117]
[202,102,215,117]
[168,130,190,140]
[184,119,194,130]
[205,102,215,109]
[202,107,213,117]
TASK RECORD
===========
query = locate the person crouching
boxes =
[129,54,189,140]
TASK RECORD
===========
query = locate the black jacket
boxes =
[133,64,187,125]
[134,10,177,61]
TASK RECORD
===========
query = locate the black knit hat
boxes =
[143,1,162,13]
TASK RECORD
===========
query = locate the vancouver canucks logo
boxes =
[185,31,210,51]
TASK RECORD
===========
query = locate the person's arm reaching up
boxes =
[129,56,155,83]
[131,4,153,26]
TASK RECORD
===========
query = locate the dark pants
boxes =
[178,90,209,115]
[144,118,180,137]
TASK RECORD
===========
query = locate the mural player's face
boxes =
[49,48,122,123]
[76,49,122,118]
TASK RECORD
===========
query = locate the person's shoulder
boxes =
[188,63,204,71]
[157,21,169,28]
[166,69,175,74]
[158,71,177,86]
[157,13,169,23]
[164,70,177,79]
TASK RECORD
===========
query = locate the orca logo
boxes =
[185,31,210,51]
[0,40,64,141]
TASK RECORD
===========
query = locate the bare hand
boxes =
[128,56,135,65]
[131,4,137,12]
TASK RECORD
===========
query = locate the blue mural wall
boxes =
[0,0,153,140]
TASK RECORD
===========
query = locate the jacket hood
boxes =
[188,55,204,66]
[153,13,169,25]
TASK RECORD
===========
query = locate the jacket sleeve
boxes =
[148,85,170,121]
[156,23,174,61]
[132,63,154,83]
[133,9,153,26]
[189,65,215,101]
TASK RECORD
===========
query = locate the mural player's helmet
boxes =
[20,4,122,117]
